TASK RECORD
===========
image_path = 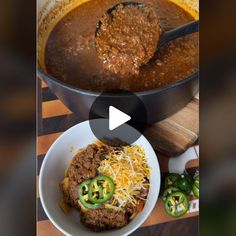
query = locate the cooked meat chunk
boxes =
[140,187,149,198]
[67,144,101,184]
[60,177,80,208]
[125,203,136,216]
[81,207,128,231]
[95,4,161,75]
[67,181,79,206]
[95,144,113,160]
[61,143,112,207]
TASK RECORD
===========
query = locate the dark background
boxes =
[0,0,236,235]
[0,0,36,234]
[200,0,236,235]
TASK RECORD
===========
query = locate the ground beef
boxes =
[67,181,80,207]
[67,144,102,184]
[95,4,161,75]
[60,179,79,207]
[81,206,128,231]
[62,143,112,207]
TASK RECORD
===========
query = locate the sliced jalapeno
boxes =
[193,174,199,198]
[162,187,180,201]
[176,174,193,195]
[88,175,115,204]
[164,173,180,188]
[164,191,189,217]
[194,174,199,188]
[78,179,100,209]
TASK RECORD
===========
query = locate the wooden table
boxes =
[37,80,199,235]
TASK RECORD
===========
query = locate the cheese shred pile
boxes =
[98,145,150,208]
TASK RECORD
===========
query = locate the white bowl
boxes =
[39,120,161,236]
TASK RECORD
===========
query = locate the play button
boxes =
[89,91,147,146]
[109,106,131,130]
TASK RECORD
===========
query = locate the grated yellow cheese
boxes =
[98,145,150,208]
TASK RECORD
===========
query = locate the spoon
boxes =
[95,2,199,51]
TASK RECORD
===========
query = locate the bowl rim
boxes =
[39,120,161,236]
[37,67,199,97]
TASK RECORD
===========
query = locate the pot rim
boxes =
[38,68,199,97]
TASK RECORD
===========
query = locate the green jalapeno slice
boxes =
[78,179,100,209]
[162,187,180,201]
[164,191,189,217]
[88,175,115,204]
[176,174,193,195]
[193,174,199,198]
[164,173,180,188]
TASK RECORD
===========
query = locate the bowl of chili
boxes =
[39,120,161,235]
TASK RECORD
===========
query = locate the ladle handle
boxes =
[158,20,199,48]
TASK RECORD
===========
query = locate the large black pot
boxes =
[38,68,199,124]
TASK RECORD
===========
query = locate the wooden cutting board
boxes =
[144,98,199,157]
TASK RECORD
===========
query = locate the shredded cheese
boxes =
[98,145,150,208]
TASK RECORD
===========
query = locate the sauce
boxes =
[45,0,199,92]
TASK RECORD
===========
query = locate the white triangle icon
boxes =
[109,106,131,131]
